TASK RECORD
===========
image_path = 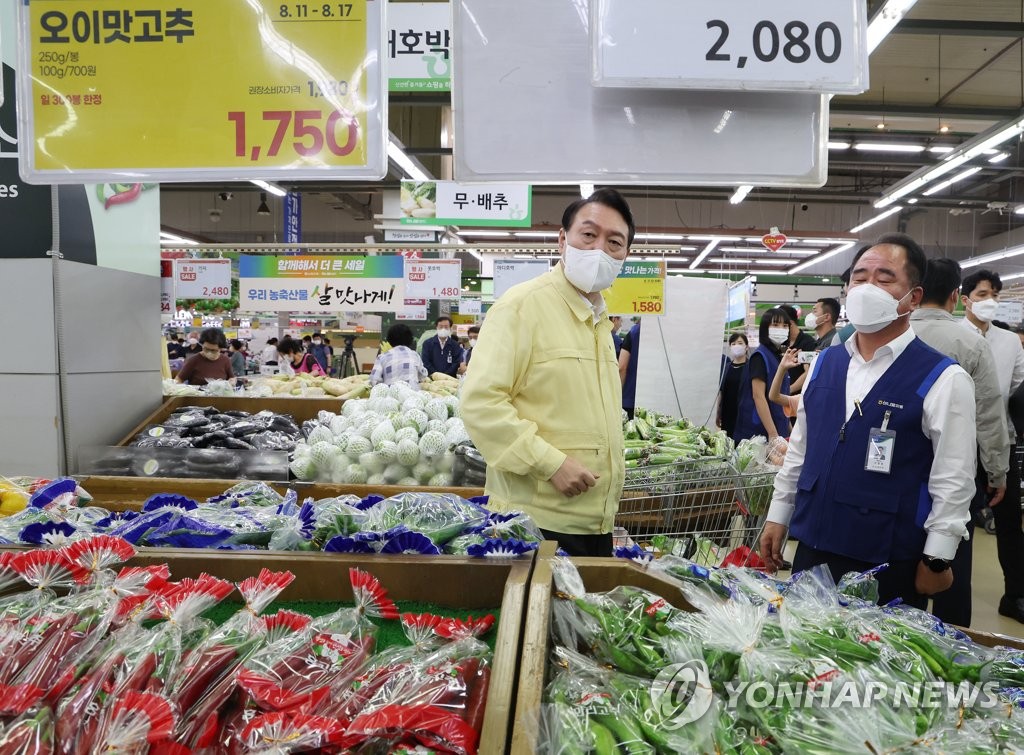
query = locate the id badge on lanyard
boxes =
[865,410,895,475]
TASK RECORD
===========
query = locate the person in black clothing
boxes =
[167,338,186,360]
[717,333,749,440]
[421,316,463,377]
[779,304,817,386]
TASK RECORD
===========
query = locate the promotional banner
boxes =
[239,255,405,312]
[17,0,386,181]
[400,181,531,226]
[285,192,302,244]
[403,258,461,299]
[389,1,450,92]
[604,260,666,316]
[160,259,174,313]
[493,259,550,299]
[174,258,232,299]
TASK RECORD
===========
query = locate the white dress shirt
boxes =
[961,318,1024,401]
[768,326,977,561]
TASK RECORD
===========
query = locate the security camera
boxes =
[218,192,233,201]
[801,204,809,211]
[209,208,222,223]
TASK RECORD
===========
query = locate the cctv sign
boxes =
[174,259,233,300]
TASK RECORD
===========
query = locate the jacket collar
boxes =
[910,307,955,322]
[552,262,604,323]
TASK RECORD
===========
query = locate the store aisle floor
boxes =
[969,529,1024,638]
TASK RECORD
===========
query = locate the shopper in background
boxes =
[717,333,749,440]
[175,328,235,386]
[166,338,186,360]
[462,188,633,557]
[961,268,1024,622]
[458,326,481,375]
[309,333,331,374]
[260,338,279,367]
[619,320,641,419]
[421,316,462,378]
[733,308,792,442]
[610,316,624,357]
[909,257,1008,627]
[185,336,202,356]
[768,348,802,414]
[228,339,246,377]
[277,337,326,376]
[779,304,817,386]
[302,335,313,353]
[371,323,428,388]
[831,267,857,346]
[807,298,840,349]
[323,338,335,375]
[761,234,976,608]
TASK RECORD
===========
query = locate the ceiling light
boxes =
[754,259,796,265]
[251,179,287,197]
[1015,206,1024,215]
[908,198,918,204]
[160,232,199,246]
[513,231,558,238]
[688,235,743,242]
[729,185,753,204]
[1002,272,1024,282]
[256,193,271,216]
[787,242,857,274]
[799,238,851,244]
[866,0,919,54]
[387,133,432,182]
[921,166,982,196]
[854,143,925,153]
[689,239,721,270]
[634,233,687,241]
[876,122,887,130]
[850,206,902,233]
[929,146,955,154]
[989,152,1010,163]
[455,230,512,237]
[828,141,851,149]
[579,182,595,198]
[938,125,950,134]
[960,245,1024,269]
[708,258,757,265]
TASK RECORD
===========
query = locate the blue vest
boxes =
[623,323,640,410]
[733,345,790,441]
[789,338,955,563]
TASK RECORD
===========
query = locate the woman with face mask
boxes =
[174,328,235,386]
[733,309,792,441]
[717,333,750,440]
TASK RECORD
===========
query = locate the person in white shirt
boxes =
[761,234,977,609]
[259,338,280,367]
[961,269,1024,623]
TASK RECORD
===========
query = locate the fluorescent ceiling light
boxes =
[708,258,757,265]
[787,242,857,274]
[1002,272,1024,282]
[387,134,431,182]
[960,245,1024,269]
[729,185,753,204]
[635,233,687,241]
[513,231,558,238]
[850,206,903,233]
[160,232,198,246]
[1015,206,1024,215]
[799,238,850,244]
[755,259,797,265]
[828,141,851,149]
[866,0,919,54]
[689,239,721,270]
[579,182,595,198]
[921,166,982,196]
[989,152,1010,163]
[250,179,287,197]
[455,230,512,237]
[907,198,919,204]
[854,143,925,153]
[929,146,955,154]
[688,235,743,242]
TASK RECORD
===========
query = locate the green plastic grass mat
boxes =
[201,600,502,651]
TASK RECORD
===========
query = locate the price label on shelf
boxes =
[16,0,385,182]
[592,0,868,94]
[604,260,665,317]
[174,259,232,300]
[404,258,462,300]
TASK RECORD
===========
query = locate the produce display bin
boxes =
[128,549,532,754]
[511,545,1024,755]
[73,475,484,512]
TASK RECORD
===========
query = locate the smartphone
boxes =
[797,351,816,365]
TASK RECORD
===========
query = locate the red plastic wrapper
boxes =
[92,691,176,755]
[0,706,56,754]
[240,712,347,753]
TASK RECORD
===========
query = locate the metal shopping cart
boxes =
[616,456,778,567]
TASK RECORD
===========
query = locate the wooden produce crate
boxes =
[511,547,1024,755]
[122,548,535,755]
[75,475,485,512]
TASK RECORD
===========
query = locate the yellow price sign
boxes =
[17,0,385,181]
[604,260,666,316]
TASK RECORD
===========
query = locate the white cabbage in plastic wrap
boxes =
[394,426,419,445]
[370,383,390,400]
[370,420,396,447]
[425,398,449,422]
[342,399,368,417]
[401,395,427,413]
[359,451,386,476]
[396,438,420,467]
[429,473,452,487]
[445,424,470,447]
[334,434,350,454]
[367,473,387,487]
[329,415,350,435]
[306,425,334,447]
[345,435,373,458]
[389,382,415,401]
[376,440,400,463]
[342,464,369,485]
[329,454,350,483]
[398,477,419,487]
[413,461,434,484]
[419,430,447,459]
[404,409,429,434]
[383,463,408,484]
[426,419,446,435]
[309,441,338,470]
[290,455,316,480]
[204,379,237,397]
[435,451,456,474]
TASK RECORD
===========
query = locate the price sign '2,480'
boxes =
[16,0,386,182]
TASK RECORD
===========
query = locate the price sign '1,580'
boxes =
[592,0,868,94]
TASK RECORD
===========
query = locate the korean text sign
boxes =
[604,260,666,316]
[173,258,232,299]
[239,255,406,312]
[400,180,531,226]
[17,0,386,181]
[403,258,461,299]
[388,1,450,92]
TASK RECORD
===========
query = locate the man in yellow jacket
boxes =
[461,188,633,556]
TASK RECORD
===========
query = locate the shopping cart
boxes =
[616,456,777,567]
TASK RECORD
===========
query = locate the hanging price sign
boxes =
[174,259,232,299]
[404,258,462,299]
[604,260,666,316]
[16,0,386,182]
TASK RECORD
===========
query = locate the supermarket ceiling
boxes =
[162,0,1024,252]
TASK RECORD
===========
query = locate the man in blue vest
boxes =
[761,234,977,608]
[421,316,463,378]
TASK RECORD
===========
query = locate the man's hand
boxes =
[549,457,599,498]
[915,560,954,595]
[759,522,788,573]
[988,485,1006,507]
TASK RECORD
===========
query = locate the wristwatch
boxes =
[922,555,952,573]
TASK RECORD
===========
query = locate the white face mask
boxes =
[969,298,999,323]
[312,339,322,345]
[804,313,819,330]
[563,243,624,293]
[767,328,789,345]
[436,329,451,339]
[469,339,477,347]
[729,344,747,358]
[845,283,912,333]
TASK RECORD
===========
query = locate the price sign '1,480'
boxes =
[592,0,868,94]
[16,0,386,182]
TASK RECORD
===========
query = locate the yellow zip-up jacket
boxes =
[461,263,625,534]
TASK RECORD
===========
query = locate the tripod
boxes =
[339,336,360,378]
